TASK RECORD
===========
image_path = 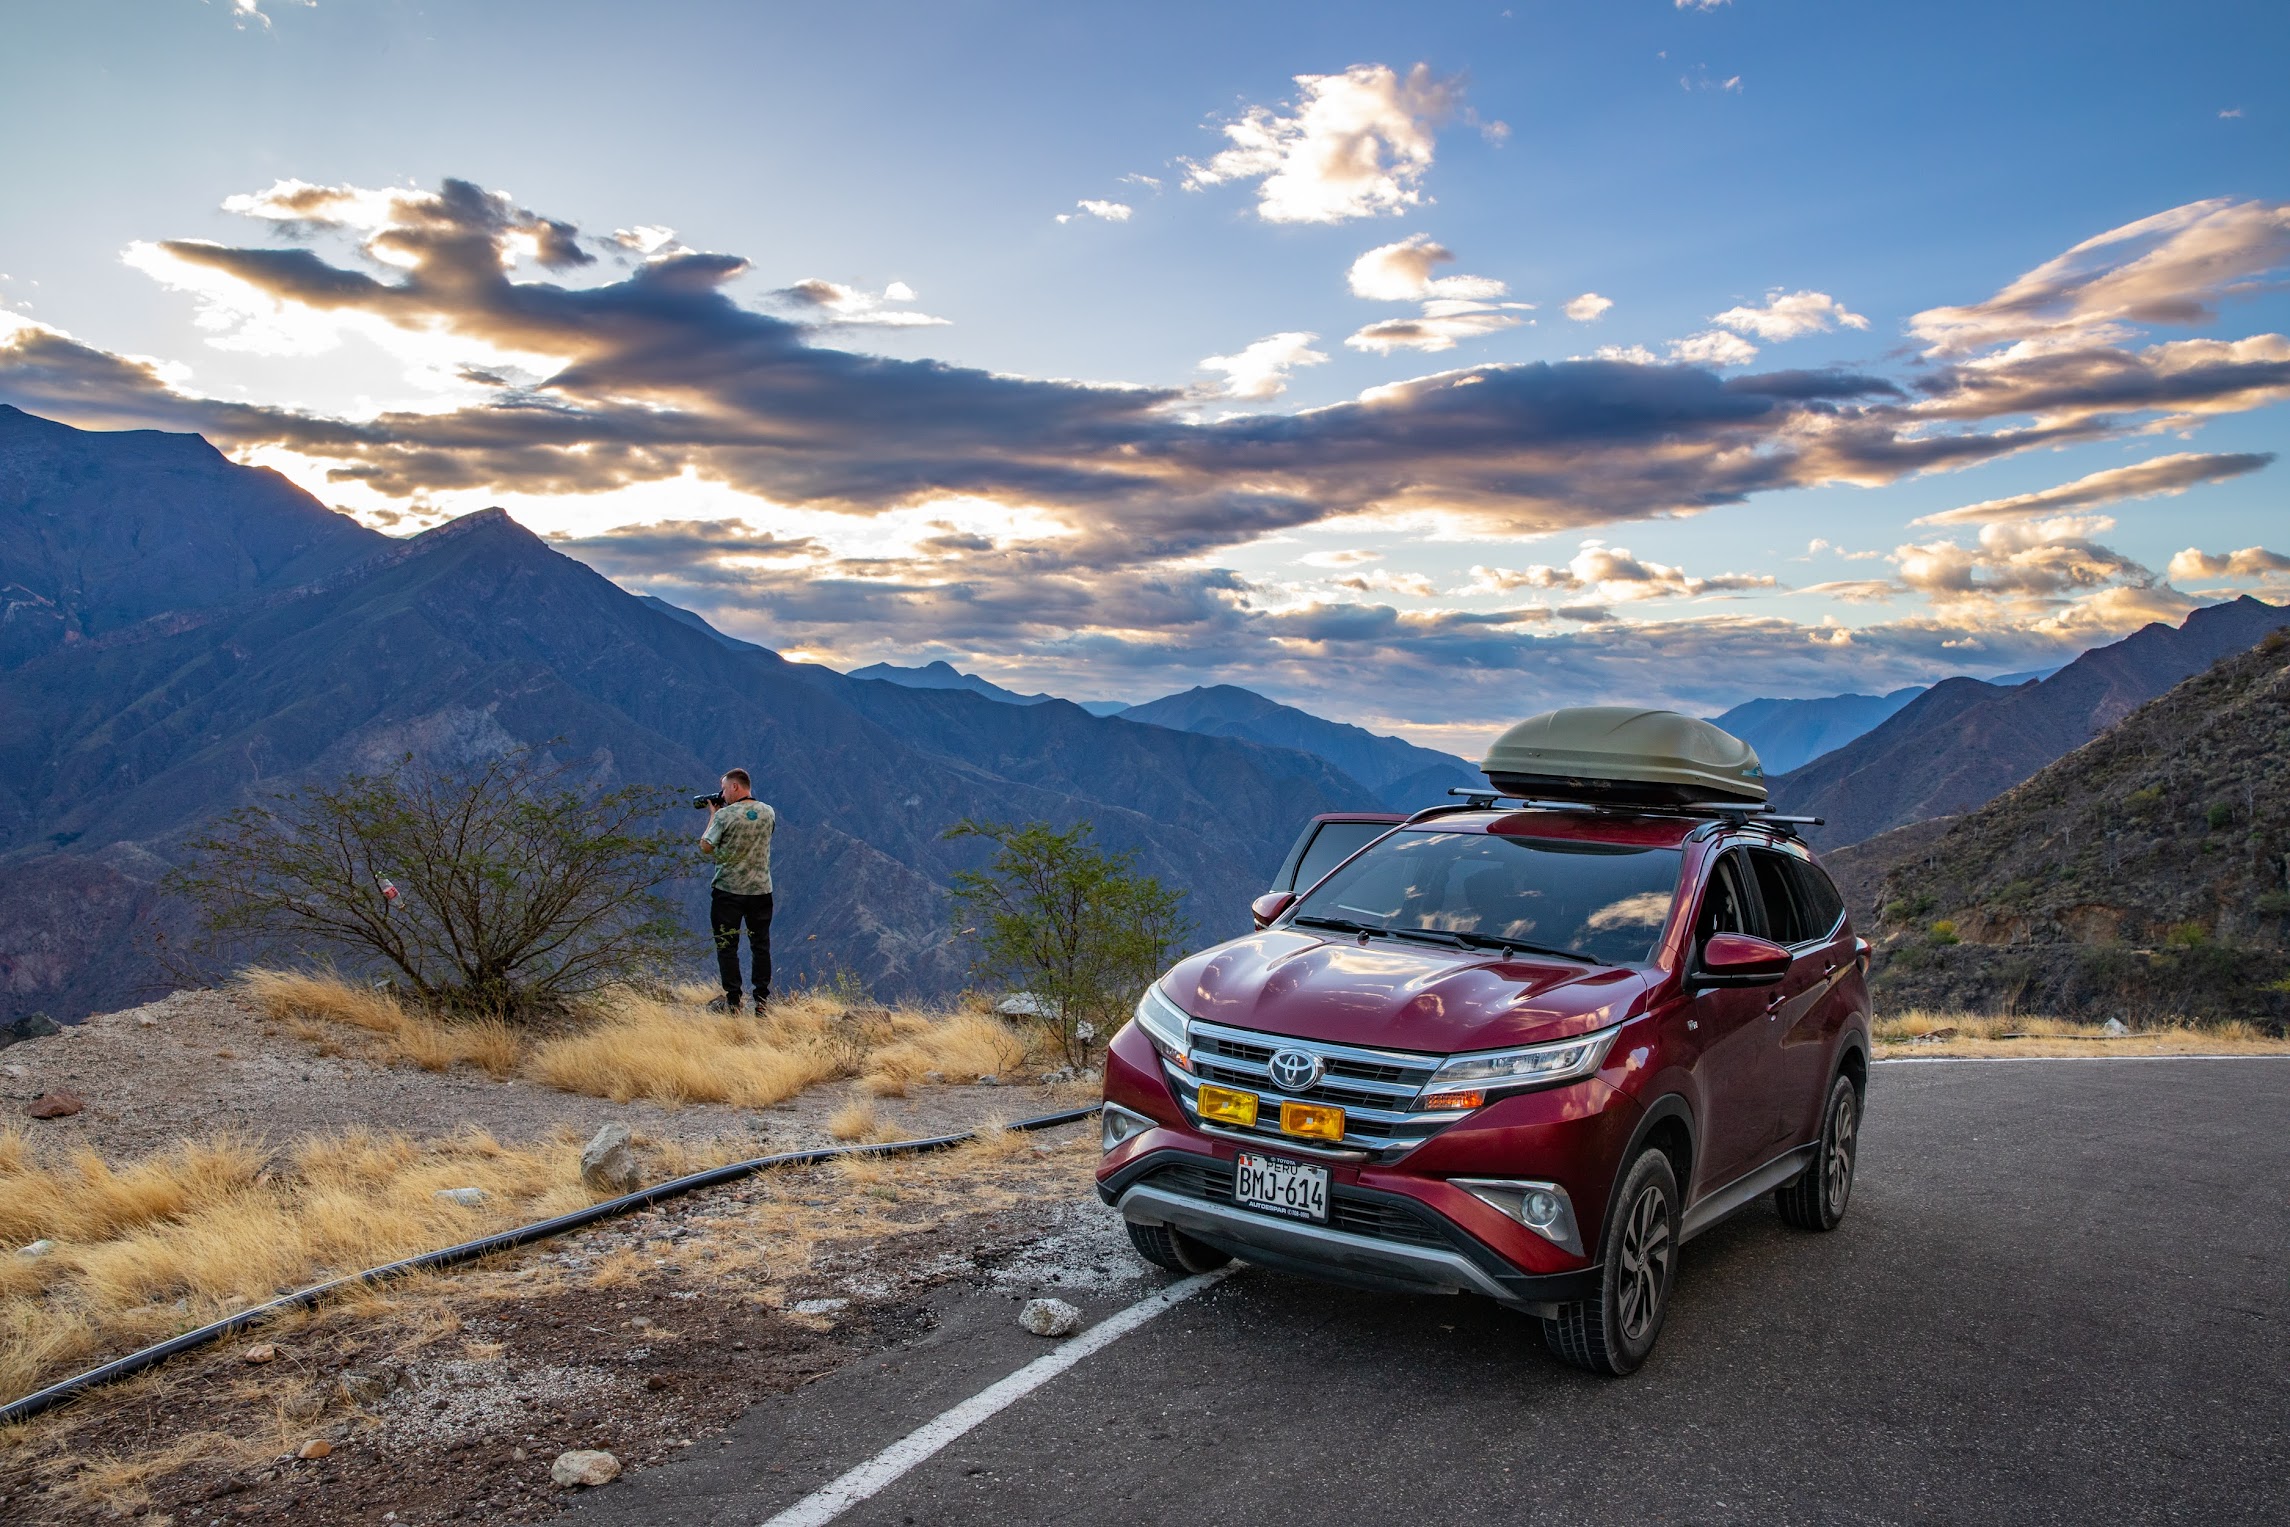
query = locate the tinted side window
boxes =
[1748,848,1810,945]
[1789,859,1846,939]
[1695,852,1761,942]
[1292,821,1388,893]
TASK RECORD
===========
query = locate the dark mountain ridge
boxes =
[0,413,1378,1020]
[1859,631,2290,1022]
[1770,597,2290,846]
[1117,684,1478,811]
[1707,687,1925,775]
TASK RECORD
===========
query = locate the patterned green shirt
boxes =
[702,799,776,895]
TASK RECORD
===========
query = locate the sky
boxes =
[2,0,2286,754]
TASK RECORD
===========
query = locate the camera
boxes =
[693,792,726,811]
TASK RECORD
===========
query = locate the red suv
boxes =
[1096,801,1870,1375]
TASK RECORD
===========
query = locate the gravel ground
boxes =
[0,990,1082,1165]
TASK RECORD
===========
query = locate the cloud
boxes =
[1910,198,2290,354]
[1563,293,1614,323]
[1346,234,1506,301]
[1667,330,1760,367]
[6,181,2290,609]
[1675,0,1731,9]
[2166,545,2290,581]
[2220,108,2244,119]
[1709,289,1868,341]
[1344,235,1529,352]
[1182,64,1457,224]
[227,0,312,29]
[1892,517,2164,614]
[770,278,949,327]
[1197,331,1329,400]
[610,225,686,256]
[1056,200,1133,224]
[1466,543,1779,602]
[1915,450,2274,525]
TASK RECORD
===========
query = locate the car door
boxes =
[1772,854,1855,1146]
[1745,846,1835,1149]
[1685,848,1785,1190]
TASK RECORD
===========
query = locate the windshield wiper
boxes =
[1293,914,1380,938]
[1442,929,1595,963]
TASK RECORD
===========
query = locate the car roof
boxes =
[1307,811,1407,825]
[1401,807,1700,849]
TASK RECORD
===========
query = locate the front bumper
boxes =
[1102,1147,1599,1315]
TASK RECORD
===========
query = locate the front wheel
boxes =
[1540,1148,1679,1376]
[1126,1219,1231,1275]
[1776,1072,1859,1231]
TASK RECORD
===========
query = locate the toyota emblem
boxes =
[1267,1048,1325,1093]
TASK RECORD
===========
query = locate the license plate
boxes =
[1234,1152,1328,1223]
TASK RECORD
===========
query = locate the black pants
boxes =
[710,889,773,1004]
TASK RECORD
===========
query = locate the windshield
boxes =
[1288,829,1683,966]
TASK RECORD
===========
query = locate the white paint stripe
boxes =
[1875,1053,2290,1065]
[759,1269,1231,1527]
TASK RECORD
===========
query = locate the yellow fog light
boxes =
[1196,1084,1260,1127]
[1279,1100,1346,1142]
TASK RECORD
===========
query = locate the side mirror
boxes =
[1695,932,1791,987]
[1250,891,1297,930]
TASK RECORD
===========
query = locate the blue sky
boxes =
[2,0,2285,750]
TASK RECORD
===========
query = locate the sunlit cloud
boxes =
[1182,64,1457,224]
[1709,289,1868,342]
[2166,545,2290,580]
[1346,234,1505,301]
[1667,329,1760,367]
[1914,450,2274,525]
[1563,292,1614,322]
[1056,199,1133,224]
[1196,331,1328,400]
[769,278,949,327]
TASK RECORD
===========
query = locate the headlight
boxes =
[1133,983,1193,1071]
[1418,1025,1619,1108]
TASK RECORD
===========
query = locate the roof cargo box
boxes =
[1480,707,1766,807]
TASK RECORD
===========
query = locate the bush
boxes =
[2206,802,2235,831]
[2161,921,2210,948]
[946,818,1192,1068]
[1928,919,1960,946]
[2124,785,2165,813]
[173,749,686,1020]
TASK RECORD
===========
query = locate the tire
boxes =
[1126,1219,1232,1275]
[1540,1148,1679,1376]
[1776,1072,1860,1232]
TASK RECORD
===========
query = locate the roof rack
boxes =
[1423,787,1824,837]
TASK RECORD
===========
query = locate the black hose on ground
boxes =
[0,1103,1103,1426]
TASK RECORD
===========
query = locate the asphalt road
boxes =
[574,1059,2290,1526]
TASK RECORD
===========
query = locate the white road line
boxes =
[759,1268,1232,1527]
[1875,1053,2290,1065]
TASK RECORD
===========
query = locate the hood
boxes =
[1164,929,1653,1055]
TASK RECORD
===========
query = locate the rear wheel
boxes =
[1776,1073,1859,1231]
[1540,1148,1679,1376]
[1126,1219,1232,1275]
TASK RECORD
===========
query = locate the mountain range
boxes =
[1707,688,1927,776]
[1769,596,2290,847]
[1114,686,1479,811]
[1856,629,2290,1022]
[0,407,1381,1021]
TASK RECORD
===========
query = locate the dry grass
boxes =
[245,968,1045,1110]
[239,969,521,1078]
[826,1101,886,1143]
[1874,1009,2289,1057]
[0,1122,757,1406]
[861,1011,1033,1096]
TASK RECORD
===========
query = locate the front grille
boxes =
[1143,1161,1452,1251]
[1170,1016,1450,1155]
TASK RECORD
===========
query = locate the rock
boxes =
[551,1449,621,1488]
[18,1239,55,1258]
[296,1439,332,1460]
[580,1123,646,1195]
[434,1187,487,1208]
[1,1063,26,1080]
[512,1447,528,1462]
[242,1343,278,1364]
[0,1013,62,1050]
[1018,1297,1083,1337]
[975,1074,1002,1088]
[337,1367,399,1402]
[2102,1017,2130,1036]
[25,1091,83,1119]
[923,1071,944,1084]
[791,1297,847,1316]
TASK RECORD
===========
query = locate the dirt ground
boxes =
[0,990,1080,1167]
[0,1111,1124,1524]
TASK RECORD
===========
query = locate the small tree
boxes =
[945,818,1191,1068]
[173,750,687,1020]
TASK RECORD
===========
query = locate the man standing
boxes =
[698,768,776,1012]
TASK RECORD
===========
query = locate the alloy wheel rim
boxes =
[1615,1181,1672,1341]
[1825,1091,1857,1210]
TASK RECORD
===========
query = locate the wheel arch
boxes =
[1600,1092,1695,1248]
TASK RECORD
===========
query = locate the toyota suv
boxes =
[1096,801,1870,1375]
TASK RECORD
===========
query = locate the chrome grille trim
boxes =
[1166,1016,1451,1158]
